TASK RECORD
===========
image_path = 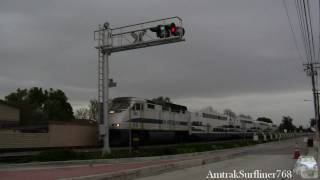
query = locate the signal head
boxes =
[103,22,110,29]
[149,23,185,38]
[169,23,176,33]
[175,26,185,36]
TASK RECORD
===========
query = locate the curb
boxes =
[59,151,247,180]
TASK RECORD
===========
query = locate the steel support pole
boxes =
[128,108,132,152]
[102,28,111,155]
[102,52,111,155]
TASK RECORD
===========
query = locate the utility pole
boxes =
[304,62,320,140]
[94,17,185,155]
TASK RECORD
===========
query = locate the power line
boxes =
[302,0,315,62]
[318,0,320,62]
[294,0,320,137]
[305,0,316,62]
[283,0,305,62]
[295,0,312,62]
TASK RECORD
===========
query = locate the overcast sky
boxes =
[0,0,317,126]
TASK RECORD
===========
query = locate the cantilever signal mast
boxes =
[94,17,186,155]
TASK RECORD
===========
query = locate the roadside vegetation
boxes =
[0,138,281,163]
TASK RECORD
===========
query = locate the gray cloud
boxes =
[0,0,315,126]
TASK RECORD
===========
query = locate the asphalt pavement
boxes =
[137,138,308,180]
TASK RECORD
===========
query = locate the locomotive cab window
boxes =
[132,103,143,111]
[162,106,169,111]
[147,104,155,109]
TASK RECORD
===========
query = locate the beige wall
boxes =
[0,103,19,122]
[0,130,49,149]
[48,121,99,147]
[0,121,99,149]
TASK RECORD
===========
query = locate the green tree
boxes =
[278,116,296,132]
[43,89,74,121]
[256,117,273,124]
[200,106,217,113]
[298,125,304,132]
[223,109,236,118]
[5,87,74,124]
[151,96,172,104]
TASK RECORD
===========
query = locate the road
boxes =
[137,138,308,180]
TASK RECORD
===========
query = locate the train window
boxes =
[192,121,203,126]
[180,122,188,125]
[147,104,155,109]
[132,104,140,110]
[167,120,175,125]
[132,103,144,111]
[171,109,180,113]
[162,106,169,111]
[136,104,141,110]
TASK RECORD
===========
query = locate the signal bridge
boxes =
[94,17,185,54]
[94,17,186,155]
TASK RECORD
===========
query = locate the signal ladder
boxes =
[97,28,105,124]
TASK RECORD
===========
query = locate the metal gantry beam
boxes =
[101,36,185,53]
[94,17,186,155]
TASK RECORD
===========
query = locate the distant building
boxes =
[0,100,20,128]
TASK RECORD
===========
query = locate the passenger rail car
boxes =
[107,97,278,146]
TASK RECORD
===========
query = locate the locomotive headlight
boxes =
[109,110,115,114]
[112,123,120,127]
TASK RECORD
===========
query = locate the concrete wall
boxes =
[0,103,19,122]
[48,121,99,147]
[0,130,49,149]
[0,121,99,149]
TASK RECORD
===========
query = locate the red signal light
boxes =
[169,23,176,33]
[170,26,176,33]
[171,27,176,33]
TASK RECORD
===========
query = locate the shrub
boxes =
[36,149,80,161]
